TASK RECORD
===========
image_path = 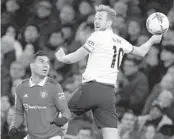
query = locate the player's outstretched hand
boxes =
[8,127,19,136]
[50,116,68,127]
[150,35,162,44]
[55,48,66,62]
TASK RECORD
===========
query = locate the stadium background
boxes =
[1,0,174,138]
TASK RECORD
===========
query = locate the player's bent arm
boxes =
[58,46,89,64]
[131,39,153,57]
[131,35,162,57]
[54,92,71,120]
[53,84,71,120]
[10,88,24,130]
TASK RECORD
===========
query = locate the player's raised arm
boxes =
[55,32,98,64]
[131,35,162,57]
[51,84,71,127]
[55,47,89,64]
[9,84,24,136]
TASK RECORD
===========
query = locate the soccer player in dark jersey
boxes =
[9,51,71,139]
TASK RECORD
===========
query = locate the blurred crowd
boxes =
[1,0,174,139]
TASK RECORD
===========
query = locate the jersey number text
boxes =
[111,46,124,69]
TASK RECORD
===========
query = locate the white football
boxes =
[146,12,169,35]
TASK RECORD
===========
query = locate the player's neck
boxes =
[31,74,46,84]
[106,27,113,31]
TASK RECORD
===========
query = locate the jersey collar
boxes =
[106,29,113,33]
[29,76,48,87]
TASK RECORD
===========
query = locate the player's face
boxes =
[31,56,50,77]
[94,11,110,31]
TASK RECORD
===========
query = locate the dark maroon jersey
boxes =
[10,77,71,139]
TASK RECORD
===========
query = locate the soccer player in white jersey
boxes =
[55,5,162,139]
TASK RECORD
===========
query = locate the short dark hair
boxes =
[32,51,49,62]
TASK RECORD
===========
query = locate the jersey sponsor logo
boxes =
[24,94,28,98]
[57,92,66,100]
[23,104,47,111]
[40,91,48,99]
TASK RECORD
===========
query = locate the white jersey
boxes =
[82,29,134,86]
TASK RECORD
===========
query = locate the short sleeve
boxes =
[83,32,98,53]
[121,39,134,54]
[52,84,71,119]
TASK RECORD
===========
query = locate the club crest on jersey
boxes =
[58,92,66,100]
[40,91,48,99]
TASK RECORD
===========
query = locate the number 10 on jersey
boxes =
[111,46,124,70]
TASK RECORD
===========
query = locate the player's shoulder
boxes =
[15,79,29,95]
[17,79,29,88]
[113,33,128,43]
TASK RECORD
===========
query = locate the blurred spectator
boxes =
[69,22,94,53]
[154,45,174,86]
[137,34,150,46]
[6,107,27,139]
[56,0,73,11]
[76,127,94,139]
[167,66,174,77]
[86,14,95,24]
[140,44,161,91]
[59,4,76,27]
[61,24,75,45]
[78,58,88,74]
[1,95,13,139]
[146,2,161,17]
[1,96,11,139]
[113,1,128,18]
[138,104,173,136]
[66,115,93,136]
[140,124,164,139]
[2,25,23,60]
[162,29,174,46]
[44,30,65,61]
[18,24,40,53]
[116,55,149,115]
[1,0,28,35]
[142,74,174,114]
[113,15,127,37]
[77,1,94,23]
[10,61,26,83]
[17,24,41,67]
[49,68,63,83]
[90,0,106,6]
[125,0,142,17]
[156,90,174,109]
[64,73,82,92]
[26,0,60,46]
[118,111,137,139]
[127,19,141,45]
[11,79,23,97]
[1,96,11,117]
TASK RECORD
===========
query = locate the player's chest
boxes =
[21,86,52,105]
[94,41,122,56]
